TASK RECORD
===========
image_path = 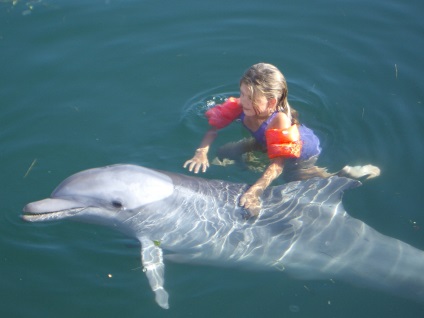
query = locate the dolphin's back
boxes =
[143,172,362,270]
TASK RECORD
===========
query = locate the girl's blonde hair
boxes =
[240,63,299,125]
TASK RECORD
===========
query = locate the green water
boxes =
[1,0,424,317]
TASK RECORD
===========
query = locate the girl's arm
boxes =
[184,97,242,174]
[183,128,218,173]
[239,157,284,217]
[239,112,291,217]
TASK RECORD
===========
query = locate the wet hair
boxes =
[240,63,299,125]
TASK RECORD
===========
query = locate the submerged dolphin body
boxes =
[23,164,424,308]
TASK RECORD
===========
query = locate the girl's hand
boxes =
[183,148,209,173]
[239,188,262,218]
[239,158,284,218]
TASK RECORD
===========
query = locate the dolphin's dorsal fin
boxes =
[139,236,169,309]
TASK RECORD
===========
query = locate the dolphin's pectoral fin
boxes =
[139,236,169,309]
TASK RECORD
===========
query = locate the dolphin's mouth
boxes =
[22,197,88,222]
[22,207,86,222]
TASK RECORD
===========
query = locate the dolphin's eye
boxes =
[111,200,123,209]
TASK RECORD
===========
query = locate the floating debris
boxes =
[24,158,37,178]
[1,0,50,16]
[409,219,420,231]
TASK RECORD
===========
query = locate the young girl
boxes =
[184,63,379,217]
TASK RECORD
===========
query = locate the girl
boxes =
[184,63,379,217]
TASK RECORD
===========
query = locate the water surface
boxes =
[1,0,423,317]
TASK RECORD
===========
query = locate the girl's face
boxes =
[240,83,275,117]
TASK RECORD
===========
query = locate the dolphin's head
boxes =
[22,164,174,227]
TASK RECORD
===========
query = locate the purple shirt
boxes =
[239,111,321,160]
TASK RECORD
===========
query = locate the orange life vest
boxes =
[265,125,303,159]
[205,97,242,129]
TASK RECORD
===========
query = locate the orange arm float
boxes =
[266,125,303,159]
[205,97,242,129]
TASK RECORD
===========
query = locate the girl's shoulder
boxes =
[269,111,292,129]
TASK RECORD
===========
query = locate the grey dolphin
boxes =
[22,164,424,309]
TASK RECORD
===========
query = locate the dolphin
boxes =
[22,164,424,309]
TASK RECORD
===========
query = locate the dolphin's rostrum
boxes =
[22,164,424,309]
